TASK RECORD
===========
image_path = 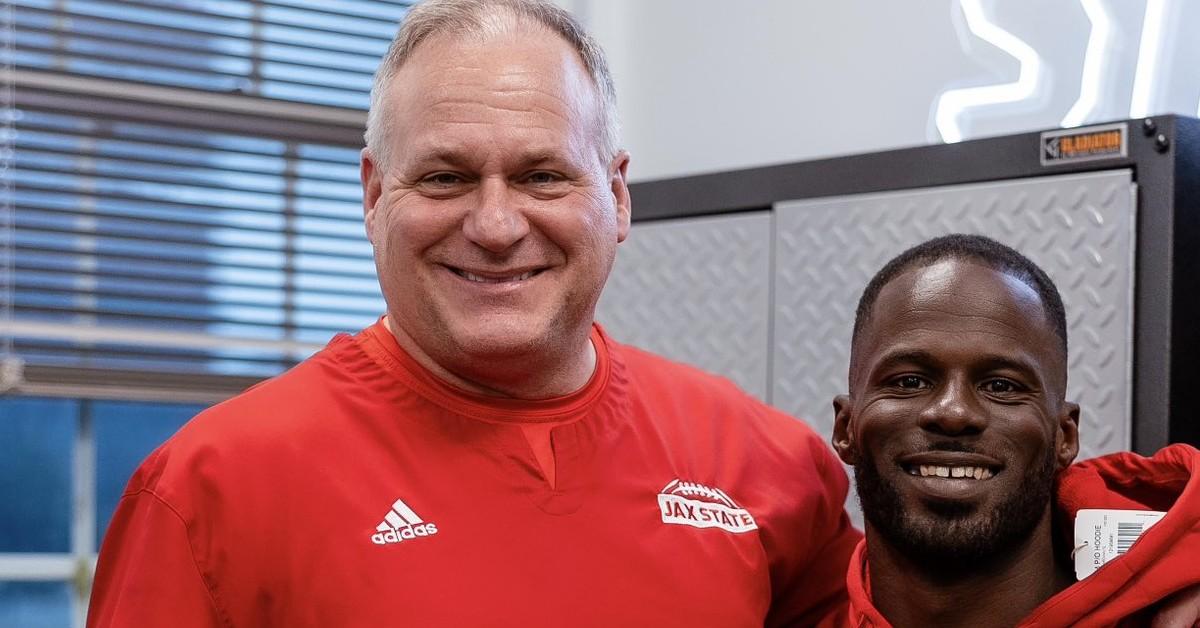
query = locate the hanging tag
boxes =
[1074,509,1166,580]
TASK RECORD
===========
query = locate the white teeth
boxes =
[460,270,536,283]
[914,465,995,480]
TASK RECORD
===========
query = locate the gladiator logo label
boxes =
[1041,122,1127,166]
[658,479,758,533]
[370,497,439,546]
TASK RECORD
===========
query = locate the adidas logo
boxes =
[370,497,439,546]
[658,479,758,533]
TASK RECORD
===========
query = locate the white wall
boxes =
[561,0,1200,183]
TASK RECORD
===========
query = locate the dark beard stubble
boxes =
[854,442,1057,579]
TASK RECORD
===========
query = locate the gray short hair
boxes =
[365,0,620,166]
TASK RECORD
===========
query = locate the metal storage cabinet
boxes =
[595,212,772,401]
[601,116,1200,454]
[772,171,1135,458]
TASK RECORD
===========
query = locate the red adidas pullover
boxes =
[88,321,861,627]
[840,444,1200,627]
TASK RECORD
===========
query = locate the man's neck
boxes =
[865,517,1073,628]
[383,316,597,400]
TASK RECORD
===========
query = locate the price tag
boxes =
[1074,509,1166,580]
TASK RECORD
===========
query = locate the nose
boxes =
[462,178,530,253]
[919,376,986,436]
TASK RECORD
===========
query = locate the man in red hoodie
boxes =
[831,234,1200,627]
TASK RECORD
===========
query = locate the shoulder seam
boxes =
[126,488,236,628]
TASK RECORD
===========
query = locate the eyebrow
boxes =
[405,148,476,170]
[870,349,1043,380]
[509,151,563,169]
[405,147,570,174]
[871,349,938,373]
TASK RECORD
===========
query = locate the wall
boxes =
[561,0,1200,183]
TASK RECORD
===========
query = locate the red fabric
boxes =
[519,421,576,489]
[88,320,861,627]
[839,444,1200,627]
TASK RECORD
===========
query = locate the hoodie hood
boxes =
[1025,443,1200,626]
[841,444,1200,627]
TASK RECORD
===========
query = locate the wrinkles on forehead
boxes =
[414,89,578,134]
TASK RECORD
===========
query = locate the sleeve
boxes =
[87,489,227,628]
[764,428,862,628]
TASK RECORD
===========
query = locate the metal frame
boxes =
[1,11,382,623]
[2,76,349,622]
[0,401,97,628]
[629,115,1200,453]
[14,70,367,146]
[5,77,370,404]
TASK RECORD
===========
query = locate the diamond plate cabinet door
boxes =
[772,169,1136,461]
[596,212,771,401]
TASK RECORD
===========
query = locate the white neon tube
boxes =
[1062,0,1113,128]
[935,0,1044,143]
[1130,0,1168,118]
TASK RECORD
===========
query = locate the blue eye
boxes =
[424,173,463,186]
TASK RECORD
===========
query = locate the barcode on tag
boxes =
[1116,522,1143,554]
[1074,509,1166,580]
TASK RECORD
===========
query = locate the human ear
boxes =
[609,150,631,243]
[832,394,859,466]
[1056,401,1081,469]
[360,148,383,245]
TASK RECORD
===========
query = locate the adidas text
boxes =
[371,523,439,545]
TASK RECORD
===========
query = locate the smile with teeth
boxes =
[908,465,995,480]
[452,268,540,283]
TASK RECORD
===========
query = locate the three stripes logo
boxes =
[370,497,439,546]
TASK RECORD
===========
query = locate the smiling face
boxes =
[360,24,630,396]
[833,259,1079,569]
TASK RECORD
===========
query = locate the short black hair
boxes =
[852,234,1068,358]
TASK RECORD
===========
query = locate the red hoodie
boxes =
[840,444,1200,627]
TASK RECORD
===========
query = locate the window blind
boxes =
[2,0,413,402]
[14,0,403,108]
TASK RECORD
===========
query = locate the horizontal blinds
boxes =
[9,101,384,386]
[14,0,411,109]
[3,1,409,401]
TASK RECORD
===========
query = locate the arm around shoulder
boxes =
[764,423,863,628]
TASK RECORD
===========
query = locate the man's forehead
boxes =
[875,259,1043,318]
[853,258,1060,372]
[389,26,597,119]
[398,139,582,173]
[905,259,1040,304]
[399,21,581,84]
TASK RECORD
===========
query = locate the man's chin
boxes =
[874,504,1002,571]
[855,453,1056,576]
[919,493,983,519]
[448,318,558,355]
[863,485,995,569]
